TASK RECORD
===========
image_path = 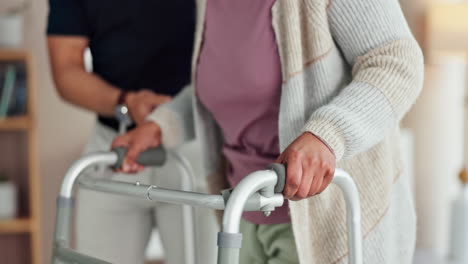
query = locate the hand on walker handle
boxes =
[111,121,162,173]
[276,132,336,201]
[125,90,171,125]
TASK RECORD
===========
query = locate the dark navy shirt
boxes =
[47,0,195,130]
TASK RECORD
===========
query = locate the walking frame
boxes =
[51,147,363,264]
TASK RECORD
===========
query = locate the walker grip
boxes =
[266,163,286,193]
[111,147,166,169]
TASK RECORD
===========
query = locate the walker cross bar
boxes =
[51,147,362,264]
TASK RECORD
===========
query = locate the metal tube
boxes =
[79,177,226,209]
[217,247,240,264]
[221,168,362,264]
[222,170,278,233]
[60,152,118,198]
[332,169,363,264]
[53,152,117,264]
[79,177,283,212]
[56,150,361,264]
[53,197,73,248]
[167,151,197,264]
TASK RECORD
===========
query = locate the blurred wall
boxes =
[0,0,94,263]
[401,0,468,258]
[400,0,429,50]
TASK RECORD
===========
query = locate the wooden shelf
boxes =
[0,218,31,234]
[0,116,30,131]
[0,49,31,62]
[0,51,41,263]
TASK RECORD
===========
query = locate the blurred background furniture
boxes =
[0,49,41,264]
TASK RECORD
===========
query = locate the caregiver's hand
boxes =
[111,121,162,173]
[276,132,335,201]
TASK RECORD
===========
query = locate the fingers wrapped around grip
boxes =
[276,132,336,201]
[111,147,166,170]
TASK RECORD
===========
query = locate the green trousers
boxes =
[239,220,299,264]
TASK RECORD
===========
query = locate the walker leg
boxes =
[217,247,240,264]
[217,232,242,264]
[51,196,74,264]
[217,170,278,264]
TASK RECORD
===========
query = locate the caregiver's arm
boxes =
[48,36,171,123]
[47,0,121,116]
[302,0,424,161]
[48,36,120,116]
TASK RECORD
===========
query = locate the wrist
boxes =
[123,91,136,106]
[304,132,336,158]
[116,90,134,107]
[114,90,135,125]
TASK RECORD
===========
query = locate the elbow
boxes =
[414,47,425,99]
[351,38,425,122]
[399,38,425,118]
[409,39,425,98]
[49,64,77,104]
[56,89,71,103]
[52,78,67,100]
[51,74,73,104]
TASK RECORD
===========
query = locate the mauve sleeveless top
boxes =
[197,0,290,224]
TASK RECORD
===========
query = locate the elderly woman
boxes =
[113,0,423,263]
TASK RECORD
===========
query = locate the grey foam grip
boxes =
[217,232,243,248]
[266,163,286,193]
[57,196,75,208]
[111,147,166,170]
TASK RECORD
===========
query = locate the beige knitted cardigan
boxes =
[148,0,424,263]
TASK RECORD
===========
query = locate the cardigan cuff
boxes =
[301,117,346,161]
[303,131,336,158]
[145,107,185,148]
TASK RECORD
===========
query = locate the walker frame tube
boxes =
[167,150,197,264]
[216,168,362,264]
[222,170,278,234]
[51,150,362,264]
[333,169,363,264]
[51,151,283,264]
[217,170,278,264]
[78,177,284,211]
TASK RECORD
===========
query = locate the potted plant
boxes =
[0,172,17,219]
[0,0,30,47]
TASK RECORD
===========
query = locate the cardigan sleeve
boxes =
[145,85,195,148]
[302,0,424,161]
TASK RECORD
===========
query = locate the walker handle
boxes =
[111,147,167,169]
[266,163,286,193]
